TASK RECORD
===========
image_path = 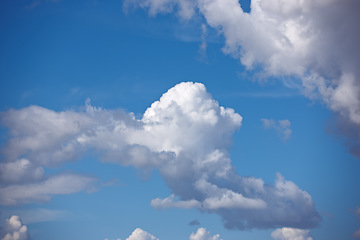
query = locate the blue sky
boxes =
[0,0,360,240]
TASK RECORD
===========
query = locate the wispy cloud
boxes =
[0,173,96,205]
[189,219,200,226]
[198,23,208,62]
[261,118,292,142]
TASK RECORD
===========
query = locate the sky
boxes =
[0,0,360,240]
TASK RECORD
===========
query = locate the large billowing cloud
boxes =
[0,82,321,229]
[0,216,30,240]
[125,0,360,158]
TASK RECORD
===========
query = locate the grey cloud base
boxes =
[0,82,321,230]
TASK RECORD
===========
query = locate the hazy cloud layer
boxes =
[271,227,313,240]
[261,119,292,142]
[124,0,360,158]
[0,82,320,229]
[0,216,30,240]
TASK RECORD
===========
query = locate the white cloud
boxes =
[126,228,158,240]
[189,228,221,240]
[271,227,313,240]
[0,82,320,229]
[0,216,30,240]
[124,227,221,240]
[261,118,292,142]
[125,0,360,158]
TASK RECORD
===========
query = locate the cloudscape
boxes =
[0,0,359,239]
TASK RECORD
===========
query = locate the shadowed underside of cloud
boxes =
[124,0,360,159]
[0,82,321,230]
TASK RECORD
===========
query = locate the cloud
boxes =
[354,229,360,239]
[0,216,30,240]
[0,173,96,205]
[151,194,201,209]
[126,228,158,240]
[189,228,221,240]
[124,227,220,240]
[0,159,44,183]
[261,118,292,142]
[271,227,313,240]
[189,219,200,226]
[198,23,208,62]
[124,0,360,158]
[353,206,360,238]
[0,82,321,229]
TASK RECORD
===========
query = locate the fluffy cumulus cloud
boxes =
[0,82,320,229]
[271,227,313,240]
[0,216,30,240]
[189,228,221,240]
[126,228,158,240]
[124,0,360,158]
[261,119,292,142]
[124,227,220,240]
